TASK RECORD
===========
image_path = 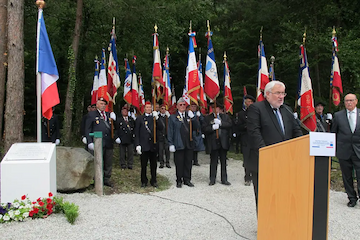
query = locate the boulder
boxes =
[56,147,94,192]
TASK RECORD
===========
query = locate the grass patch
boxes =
[85,147,171,195]
[330,158,345,192]
[227,150,243,161]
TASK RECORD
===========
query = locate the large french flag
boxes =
[163,53,171,108]
[91,59,100,105]
[257,40,269,102]
[186,32,200,105]
[131,56,139,110]
[152,31,163,99]
[107,33,121,105]
[198,57,207,114]
[123,58,132,105]
[204,31,220,101]
[138,74,145,115]
[331,35,343,106]
[223,56,233,114]
[37,9,60,120]
[298,45,316,132]
[97,49,108,102]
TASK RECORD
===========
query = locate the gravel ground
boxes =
[1,152,360,240]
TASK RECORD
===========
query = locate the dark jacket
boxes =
[116,115,135,144]
[157,114,168,142]
[41,114,60,143]
[202,113,233,151]
[247,100,303,172]
[168,111,198,150]
[134,114,161,152]
[331,108,360,160]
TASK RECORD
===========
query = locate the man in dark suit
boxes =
[85,97,119,187]
[331,93,360,207]
[315,101,332,132]
[158,104,171,168]
[247,81,302,208]
[41,112,60,145]
[134,101,161,188]
[190,102,205,166]
[238,95,255,186]
[117,106,135,170]
[168,97,198,188]
[202,102,232,186]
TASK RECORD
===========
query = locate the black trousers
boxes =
[89,148,113,181]
[141,151,157,184]
[251,171,259,212]
[158,139,170,165]
[210,148,228,183]
[119,143,134,168]
[242,146,252,182]
[339,154,360,201]
[193,151,199,164]
[174,148,193,183]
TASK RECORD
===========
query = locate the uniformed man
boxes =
[41,111,60,145]
[81,104,96,150]
[315,101,332,132]
[85,97,119,187]
[134,101,162,188]
[117,106,135,170]
[168,97,199,188]
[202,101,232,186]
[158,104,171,168]
[190,102,205,166]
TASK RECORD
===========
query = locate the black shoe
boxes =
[151,182,158,188]
[221,181,231,186]
[209,181,215,186]
[159,164,164,168]
[166,164,171,168]
[141,183,147,188]
[128,166,133,170]
[347,200,357,207]
[184,181,194,187]
[104,180,114,188]
[193,163,200,166]
[176,182,182,188]
[244,180,251,186]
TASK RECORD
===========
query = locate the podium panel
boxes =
[1,143,57,203]
[257,135,330,240]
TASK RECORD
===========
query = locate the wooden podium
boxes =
[257,135,330,240]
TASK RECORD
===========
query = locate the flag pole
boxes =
[295,30,306,112]
[36,0,45,143]
[328,26,336,114]
[153,24,157,144]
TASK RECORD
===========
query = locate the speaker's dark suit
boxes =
[331,108,360,201]
[247,100,302,205]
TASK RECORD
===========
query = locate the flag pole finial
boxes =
[154,24,158,33]
[189,20,192,33]
[207,20,211,33]
[260,26,263,41]
[166,46,169,55]
[270,55,275,64]
[303,28,307,45]
[332,26,336,37]
[36,0,45,9]
[223,51,227,61]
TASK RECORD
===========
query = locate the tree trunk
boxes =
[63,0,83,145]
[4,0,24,152]
[0,0,7,144]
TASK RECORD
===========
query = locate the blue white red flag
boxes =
[131,56,139,110]
[91,59,100,105]
[152,30,163,99]
[163,52,172,108]
[242,86,248,111]
[198,56,207,114]
[97,49,108,102]
[257,40,269,102]
[298,44,316,132]
[123,58,132,105]
[186,32,200,105]
[223,55,233,114]
[107,31,121,106]
[138,74,145,115]
[37,9,60,120]
[204,30,220,101]
[331,34,343,106]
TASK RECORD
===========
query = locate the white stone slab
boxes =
[1,143,57,203]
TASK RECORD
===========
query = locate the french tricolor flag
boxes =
[186,32,200,105]
[257,40,269,102]
[37,9,60,120]
[204,30,219,101]
[123,58,132,105]
[131,56,139,110]
[331,35,343,106]
[91,59,99,105]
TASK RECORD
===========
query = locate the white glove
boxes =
[188,110,194,118]
[110,112,116,121]
[165,111,170,118]
[214,118,221,125]
[196,111,201,117]
[233,133,236,138]
[115,138,121,144]
[326,113,333,120]
[201,134,205,139]
[131,112,136,120]
[82,137,87,144]
[212,124,220,130]
[55,139,60,145]
[136,145,142,155]
[152,111,159,120]
[169,145,176,152]
[293,112,298,119]
[88,143,94,151]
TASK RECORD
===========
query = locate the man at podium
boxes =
[247,81,303,209]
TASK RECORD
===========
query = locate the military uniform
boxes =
[41,114,60,143]
[158,113,170,168]
[117,115,135,169]
[85,109,116,184]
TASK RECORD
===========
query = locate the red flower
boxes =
[32,201,36,204]
[37,198,41,202]
[48,192,53,197]
[33,208,39,214]
[29,211,34,217]
[21,195,26,200]
[46,203,53,210]
[39,201,44,207]
[46,198,52,204]
[47,209,53,215]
